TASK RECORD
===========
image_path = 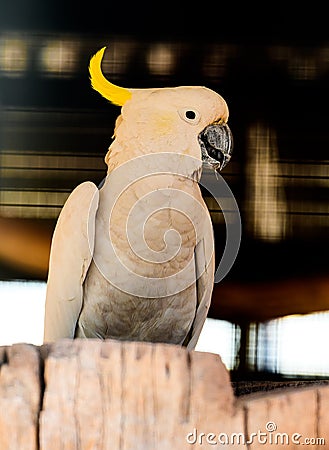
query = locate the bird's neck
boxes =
[105,140,202,182]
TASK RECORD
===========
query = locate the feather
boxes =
[89,47,132,106]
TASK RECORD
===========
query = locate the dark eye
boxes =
[178,108,200,124]
[185,110,196,120]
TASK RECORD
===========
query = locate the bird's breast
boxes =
[94,173,207,283]
[79,261,197,344]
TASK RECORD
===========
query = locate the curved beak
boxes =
[198,122,233,171]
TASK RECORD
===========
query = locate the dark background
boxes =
[1,1,327,44]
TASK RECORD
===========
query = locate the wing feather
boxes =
[185,237,215,350]
[43,182,99,342]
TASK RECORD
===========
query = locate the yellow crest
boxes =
[89,47,132,106]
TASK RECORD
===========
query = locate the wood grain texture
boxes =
[0,344,41,450]
[241,388,318,448]
[1,340,329,449]
[39,340,241,450]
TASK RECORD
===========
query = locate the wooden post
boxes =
[0,344,41,450]
[0,339,328,449]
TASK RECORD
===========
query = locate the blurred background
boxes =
[0,1,328,379]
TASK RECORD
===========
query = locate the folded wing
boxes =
[43,182,99,342]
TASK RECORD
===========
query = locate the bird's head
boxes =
[89,47,233,172]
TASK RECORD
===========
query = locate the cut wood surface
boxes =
[0,339,328,449]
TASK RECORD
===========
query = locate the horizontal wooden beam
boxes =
[0,217,53,278]
[210,276,329,323]
[1,217,328,323]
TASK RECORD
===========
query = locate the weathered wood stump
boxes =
[0,339,328,449]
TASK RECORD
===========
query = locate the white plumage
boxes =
[43,48,232,349]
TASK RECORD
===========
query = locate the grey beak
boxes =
[198,122,233,171]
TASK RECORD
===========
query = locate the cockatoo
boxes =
[43,47,233,349]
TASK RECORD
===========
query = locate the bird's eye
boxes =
[185,110,196,120]
[178,108,201,125]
